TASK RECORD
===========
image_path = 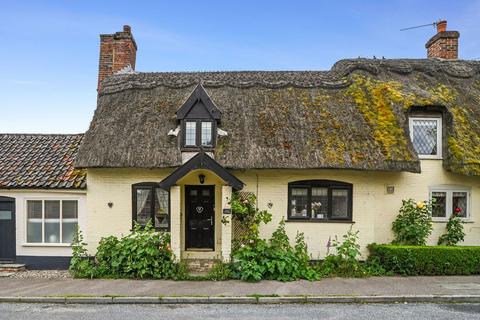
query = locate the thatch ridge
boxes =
[77,59,480,175]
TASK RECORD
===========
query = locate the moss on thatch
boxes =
[76,59,480,175]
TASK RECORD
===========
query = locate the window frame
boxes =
[429,186,471,222]
[409,116,443,159]
[132,182,170,231]
[24,198,79,245]
[287,180,353,222]
[184,120,197,147]
[181,119,216,149]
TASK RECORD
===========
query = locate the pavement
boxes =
[2,276,480,304]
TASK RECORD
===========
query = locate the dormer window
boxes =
[201,121,213,146]
[184,120,214,147]
[176,85,222,149]
[409,116,442,159]
[185,121,197,146]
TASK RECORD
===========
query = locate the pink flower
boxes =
[455,207,462,213]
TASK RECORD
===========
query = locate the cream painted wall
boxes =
[85,168,173,252]
[85,160,480,259]
[0,189,86,257]
[85,168,229,260]
[233,160,480,259]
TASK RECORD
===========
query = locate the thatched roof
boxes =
[76,59,480,175]
[0,134,86,189]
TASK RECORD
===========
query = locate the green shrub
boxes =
[206,262,232,281]
[230,192,272,250]
[69,227,95,278]
[392,199,433,245]
[230,220,319,282]
[314,227,385,277]
[368,244,480,275]
[70,222,184,279]
[438,212,466,246]
[94,222,178,279]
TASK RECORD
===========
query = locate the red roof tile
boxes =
[0,134,86,189]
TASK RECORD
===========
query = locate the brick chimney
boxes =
[98,25,137,91]
[425,20,459,59]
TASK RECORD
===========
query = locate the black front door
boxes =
[0,196,16,261]
[185,185,215,250]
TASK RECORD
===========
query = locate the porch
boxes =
[159,152,243,263]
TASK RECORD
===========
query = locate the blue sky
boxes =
[1,0,479,133]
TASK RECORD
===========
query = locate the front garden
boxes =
[69,193,479,281]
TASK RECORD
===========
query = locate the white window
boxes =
[409,117,442,159]
[430,187,470,221]
[26,199,78,244]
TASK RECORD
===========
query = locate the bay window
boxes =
[288,180,353,221]
[26,199,78,244]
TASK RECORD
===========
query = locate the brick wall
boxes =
[427,36,459,59]
[97,25,137,91]
[425,21,459,60]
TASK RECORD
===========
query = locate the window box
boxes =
[287,180,353,222]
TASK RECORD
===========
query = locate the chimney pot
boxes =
[123,25,131,33]
[436,20,447,33]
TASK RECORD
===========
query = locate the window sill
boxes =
[22,243,71,247]
[286,219,354,224]
[418,157,443,160]
[181,147,215,152]
[432,219,474,223]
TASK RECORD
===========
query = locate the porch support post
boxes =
[170,186,181,261]
[221,185,233,262]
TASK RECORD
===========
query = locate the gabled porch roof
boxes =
[159,151,244,190]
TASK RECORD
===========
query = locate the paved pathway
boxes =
[1,276,480,297]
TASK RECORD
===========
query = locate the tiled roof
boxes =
[0,134,86,189]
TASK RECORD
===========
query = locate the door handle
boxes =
[207,217,213,226]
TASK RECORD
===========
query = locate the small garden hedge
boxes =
[368,244,480,276]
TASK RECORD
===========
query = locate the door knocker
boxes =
[196,206,204,214]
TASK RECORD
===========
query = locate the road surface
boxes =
[1,303,480,319]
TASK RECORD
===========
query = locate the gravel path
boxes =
[9,270,72,279]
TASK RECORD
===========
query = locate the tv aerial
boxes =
[400,21,438,32]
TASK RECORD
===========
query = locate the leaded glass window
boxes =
[430,188,470,220]
[132,183,170,231]
[185,121,196,146]
[409,117,442,158]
